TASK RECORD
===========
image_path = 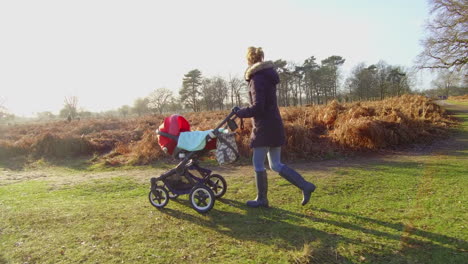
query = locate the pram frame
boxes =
[150,158,213,196]
[149,111,238,213]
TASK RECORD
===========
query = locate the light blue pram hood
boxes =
[176,129,230,152]
[176,130,213,151]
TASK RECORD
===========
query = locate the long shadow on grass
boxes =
[161,202,355,263]
[160,198,466,263]
[314,208,468,262]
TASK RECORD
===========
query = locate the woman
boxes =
[234,47,316,208]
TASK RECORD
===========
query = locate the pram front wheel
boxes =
[189,184,215,214]
[148,187,169,209]
[207,174,227,198]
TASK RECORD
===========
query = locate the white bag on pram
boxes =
[216,132,239,164]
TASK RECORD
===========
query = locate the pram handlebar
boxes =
[213,111,238,132]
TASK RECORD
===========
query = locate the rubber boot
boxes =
[279,165,316,206]
[246,171,269,208]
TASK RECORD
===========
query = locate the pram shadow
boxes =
[159,199,466,262]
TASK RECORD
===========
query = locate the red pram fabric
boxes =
[157,115,191,155]
[157,114,216,155]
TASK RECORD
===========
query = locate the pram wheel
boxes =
[189,184,215,214]
[207,174,227,198]
[148,187,169,209]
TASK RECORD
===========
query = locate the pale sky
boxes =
[0,0,431,117]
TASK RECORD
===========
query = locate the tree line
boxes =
[0,57,453,123]
[142,56,416,114]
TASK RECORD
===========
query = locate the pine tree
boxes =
[180,69,203,112]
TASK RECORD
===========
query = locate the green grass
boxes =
[1,106,467,263]
[446,99,468,106]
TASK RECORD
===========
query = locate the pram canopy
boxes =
[157,115,191,155]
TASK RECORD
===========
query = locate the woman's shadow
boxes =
[161,198,354,263]
[157,198,467,263]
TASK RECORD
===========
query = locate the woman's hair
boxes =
[246,47,264,65]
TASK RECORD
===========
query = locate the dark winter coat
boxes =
[236,61,286,148]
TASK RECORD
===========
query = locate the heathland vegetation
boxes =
[0,95,456,168]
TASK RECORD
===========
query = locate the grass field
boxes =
[446,100,468,106]
[0,103,467,264]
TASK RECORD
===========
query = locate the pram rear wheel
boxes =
[207,174,227,198]
[148,187,169,209]
[189,184,215,214]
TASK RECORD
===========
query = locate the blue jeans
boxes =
[253,147,285,172]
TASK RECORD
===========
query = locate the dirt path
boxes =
[0,150,443,188]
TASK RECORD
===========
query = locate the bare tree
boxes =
[417,0,468,73]
[200,76,228,111]
[375,61,391,100]
[0,96,7,119]
[287,61,302,106]
[238,82,247,106]
[118,105,131,117]
[200,78,215,111]
[431,69,463,97]
[387,66,409,96]
[148,88,173,114]
[0,96,5,110]
[347,63,378,100]
[63,96,79,120]
[132,97,150,116]
[212,76,228,110]
[227,75,243,108]
[345,62,412,100]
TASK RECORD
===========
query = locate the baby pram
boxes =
[149,110,240,213]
